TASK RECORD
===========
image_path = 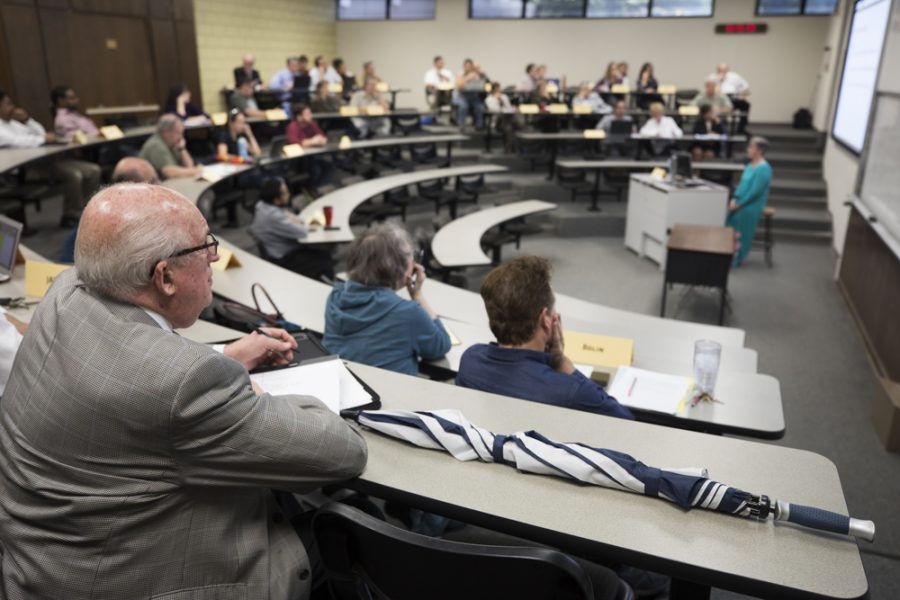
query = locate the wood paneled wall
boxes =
[0,0,200,128]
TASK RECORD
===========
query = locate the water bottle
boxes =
[693,339,721,397]
[237,137,249,161]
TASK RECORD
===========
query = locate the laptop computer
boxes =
[609,120,633,136]
[0,216,24,283]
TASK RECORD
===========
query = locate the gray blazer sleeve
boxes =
[170,352,367,491]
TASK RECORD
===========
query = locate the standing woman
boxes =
[727,137,772,267]
[323,223,451,375]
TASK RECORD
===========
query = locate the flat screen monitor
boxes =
[0,215,23,283]
[670,152,692,181]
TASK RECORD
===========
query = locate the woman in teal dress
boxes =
[726,136,772,266]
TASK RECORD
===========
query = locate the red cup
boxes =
[323,206,334,227]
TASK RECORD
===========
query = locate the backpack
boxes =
[793,108,813,130]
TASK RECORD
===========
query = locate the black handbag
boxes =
[213,283,303,334]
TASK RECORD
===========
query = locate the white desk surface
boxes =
[298,164,508,244]
[556,159,745,173]
[431,200,557,268]
[519,132,747,143]
[348,363,866,600]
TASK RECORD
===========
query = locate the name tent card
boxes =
[25,261,70,298]
[650,167,668,180]
[211,247,241,271]
[518,104,539,114]
[99,125,124,140]
[573,104,593,114]
[338,135,352,150]
[375,82,390,93]
[611,84,630,94]
[211,112,228,126]
[265,108,288,121]
[72,130,88,145]
[657,84,677,95]
[678,105,700,116]
[437,82,455,91]
[282,143,304,158]
[328,83,344,94]
[365,106,386,116]
[339,106,359,117]
[564,330,634,383]
[583,129,606,139]
[548,104,569,114]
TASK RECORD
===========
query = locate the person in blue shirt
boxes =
[726,136,772,266]
[323,223,451,375]
[457,256,633,420]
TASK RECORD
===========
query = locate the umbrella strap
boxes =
[643,468,661,498]
[491,434,509,463]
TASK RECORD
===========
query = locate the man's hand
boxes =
[224,327,298,371]
[729,199,738,212]
[44,133,59,144]
[11,107,29,123]
[406,263,426,300]
[547,314,575,374]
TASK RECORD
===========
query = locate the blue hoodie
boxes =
[323,280,451,375]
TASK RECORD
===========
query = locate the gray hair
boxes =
[346,222,413,290]
[157,114,180,134]
[75,184,193,301]
[749,136,770,155]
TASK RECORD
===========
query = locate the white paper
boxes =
[250,358,373,415]
[574,363,594,378]
[607,366,693,414]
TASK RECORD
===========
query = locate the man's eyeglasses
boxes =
[149,233,219,279]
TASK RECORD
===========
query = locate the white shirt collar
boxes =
[141,307,173,333]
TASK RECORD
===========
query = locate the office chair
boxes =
[415,179,458,217]
[409,142,449,169]
[313,502,602,600]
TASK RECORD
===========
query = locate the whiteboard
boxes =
[860,94,900,246]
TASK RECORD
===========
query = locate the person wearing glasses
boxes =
[323,223,450,376]
[0,183,367,599]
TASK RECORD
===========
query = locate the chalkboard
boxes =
[861,94,900,244]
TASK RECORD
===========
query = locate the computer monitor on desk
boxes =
[669,152,692,183]
[0,216,23,283]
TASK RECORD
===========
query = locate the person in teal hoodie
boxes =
[726,136,772,266]
[323,223,451,375]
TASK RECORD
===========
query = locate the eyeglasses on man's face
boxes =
[149,233,219,279]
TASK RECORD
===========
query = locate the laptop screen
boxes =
[0,216,24,276]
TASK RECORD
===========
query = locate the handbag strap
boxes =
[251,283,285,321]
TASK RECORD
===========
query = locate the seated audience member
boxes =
[309,55,342,92]
[691,105,725,161]
[712,62,750,132]
[617,61,630,87]
[233,53,263,89]
[727,136,772,266]
[0,90,99,227]
[139,114,202,180]
[597,100,636,157]
[635,62,660,109]
[691,79,733,114]
[269,56,302,103]
[285,104,334,191]
[571,83,612,114]
[292,55,312,103]
[311,81,341,114]
[250,176,335,281]
[164,83,209,126]
[639,102,682,157]
[323,223,451,376]
[456,58,488,130]
[351,79,390,138]
[229,77,266,118]
[0,307,25,395]
[334,58,357,100]
[485,82,517,153]
[424,55,454,109]
[0,183,366,599]
[216,110,261,160]
[596,100,634,134]
[516,63,538,93]
[593,61,621,95]
[456,256,633,420]
[57,157,159,263]
[360,60,382,86]
[51,86,99,142]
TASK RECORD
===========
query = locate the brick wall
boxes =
[193,0,337,112]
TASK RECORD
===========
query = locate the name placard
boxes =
[546,83,559,95]
[328,83,344,94]
[99,125,124,140]
[518,104,539,115]
[365,106,386,116]
[339,106,359,117]
[611,84,630,94]
[650,167,668,180]
[25,261,70,298]
[678,105,700,116]
[583,129,606,139]
[211,112,228,126]
[437,82,455,91]
[657,84,677,95]
[338,135,352,150]
[572,104,593,114]
[375,82,390,92]
[265,108,289,121]
[72,130,88,145]
[548,104,569,114]
[282,143,304,158]
[211,247,241,271]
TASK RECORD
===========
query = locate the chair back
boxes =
[416,179,445,198]
[458,173,485,195]
[270,135,288,158]
[410,143,438,164]
[313,502,594,600]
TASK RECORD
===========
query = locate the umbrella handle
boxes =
[775,500,875,542]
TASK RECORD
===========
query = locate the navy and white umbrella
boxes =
[358,409,875,542]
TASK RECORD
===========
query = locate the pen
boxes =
[627,377,637,397]
[254,328,293,362]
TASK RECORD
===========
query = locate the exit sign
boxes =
[715,23,768,34]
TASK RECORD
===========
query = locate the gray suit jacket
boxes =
[0,269,367,599]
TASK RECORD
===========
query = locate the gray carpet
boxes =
[22,169,899,598]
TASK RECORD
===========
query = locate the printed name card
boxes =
[375,82,390,92]
[657,84,677,94]
[650,167,668,180]
[483,83,492,93]
[548,104,569,114]
[99,125,124,140]
[339,106,359,117]
[25,261,70,298]
[611,84,630,94]
[546,83,559,95]
[678,105,700,116]
[265,108,288,121]
[365,106,386,116]
[518,104,539,114]
[282,143,304,158]
[211,247,241,271]
[437,82,455,91]
[72,130,88,145]
[572,104,593,114]
[211,112,228,126]
[583,129,606,139]
[328,83,344,94]
[338,135,352,150]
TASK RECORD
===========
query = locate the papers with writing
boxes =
[607,366,694,415]
[249,357,373,415]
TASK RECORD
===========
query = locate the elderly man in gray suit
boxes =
[0,184,368,599]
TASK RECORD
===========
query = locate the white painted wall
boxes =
[336,0,831,123]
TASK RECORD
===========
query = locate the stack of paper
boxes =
[607,366,694,415]
[249,357,373,415]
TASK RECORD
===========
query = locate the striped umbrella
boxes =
[358,409,875,542]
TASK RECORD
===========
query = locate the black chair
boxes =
[410,142,449,169]
[393,114,422,136]
[416,179,458,217]
[556,167,593,204]
[313,502,599,600]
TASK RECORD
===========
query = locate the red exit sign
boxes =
[715,22,769,34]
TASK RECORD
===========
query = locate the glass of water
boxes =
[693,340,722,397]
